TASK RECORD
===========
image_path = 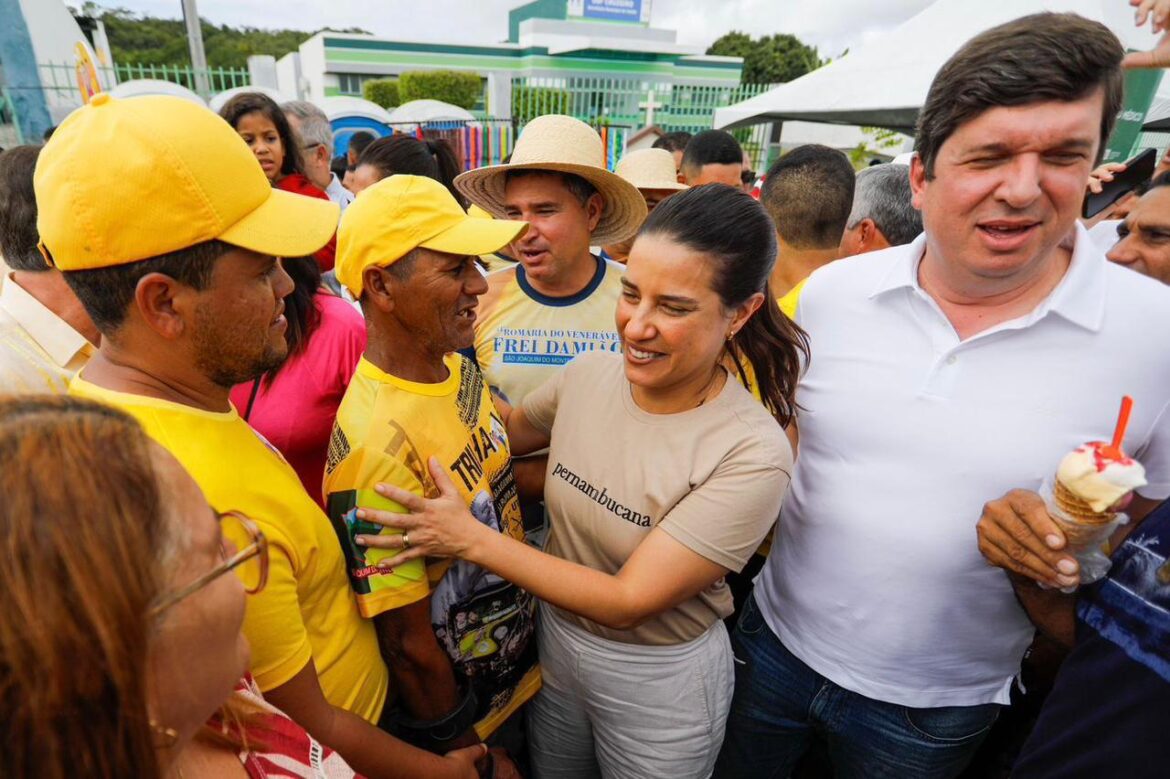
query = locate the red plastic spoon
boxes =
[1100,395,1134,460]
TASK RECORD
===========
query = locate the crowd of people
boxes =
[3,5,1170,779]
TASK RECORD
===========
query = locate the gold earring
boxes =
[149,720,179,748]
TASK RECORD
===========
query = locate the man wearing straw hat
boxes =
[454,115,646,534]
[600,148,688,263]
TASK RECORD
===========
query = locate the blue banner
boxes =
[582,0,644,23]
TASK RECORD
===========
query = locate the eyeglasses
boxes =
[301,143,323,153]
[149,511,269,616]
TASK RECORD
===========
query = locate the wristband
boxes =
[390,686,479,753]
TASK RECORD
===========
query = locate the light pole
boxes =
[180,0,210,97]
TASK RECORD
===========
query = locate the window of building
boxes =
[337,73,381,96]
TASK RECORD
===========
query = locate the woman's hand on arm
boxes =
[358,458,728,630]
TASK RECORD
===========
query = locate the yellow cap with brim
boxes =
[336,175,527,298]
[34,93,338,271]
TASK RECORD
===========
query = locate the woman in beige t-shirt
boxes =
[358,184,808,778]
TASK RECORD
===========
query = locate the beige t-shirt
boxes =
[522,351,792,645]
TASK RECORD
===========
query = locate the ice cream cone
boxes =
[1051,477,1117,548]
[1052,479,1115,524]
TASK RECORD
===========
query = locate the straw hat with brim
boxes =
[336,175,527,297]
[34,93,338,271]
[454,115,648,245]
[615,148,688,192]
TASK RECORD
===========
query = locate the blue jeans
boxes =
[713,593,1000,779]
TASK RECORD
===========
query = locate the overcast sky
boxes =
[88,0,935,58]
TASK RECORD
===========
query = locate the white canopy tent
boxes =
[714,0,1162,133]
[108,80,205,106]
[387,99,476,125]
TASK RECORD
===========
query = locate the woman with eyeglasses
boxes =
[0,395,384,778]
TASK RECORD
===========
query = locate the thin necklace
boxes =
[695,366,727,408]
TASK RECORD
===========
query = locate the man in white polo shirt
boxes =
[714,13,1170,779]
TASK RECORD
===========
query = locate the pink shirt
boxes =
[231,293,365,505]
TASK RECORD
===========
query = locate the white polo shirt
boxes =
[755,224,1170,708]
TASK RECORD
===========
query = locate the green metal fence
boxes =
[37,62,251,103]
[513,77,772,130]
[512,77,775,168]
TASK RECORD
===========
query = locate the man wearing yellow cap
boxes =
[326,175,536,773]
[39,94,482,778]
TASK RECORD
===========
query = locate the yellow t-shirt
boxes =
[473,255,623,405]
[479,252,517,274]
[69,376,389,724]
[778,278,807,319]
[323,355,540,738]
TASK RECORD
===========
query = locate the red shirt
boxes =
[275,173,337,271]
[231,293,365,506]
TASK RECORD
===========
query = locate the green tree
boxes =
[847,126,905,169]
[363,78,400,109]
[511,84,568,125]
[70,5,367,68]
[707,31,823,84]
[397,70,482,109]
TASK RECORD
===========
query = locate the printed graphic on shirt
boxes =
[492,326,621,368]
[474,258,624,405]
[325,424,351,475]
[324,355,539,737]
[1079,528,1170,683]
[551,461,650,527]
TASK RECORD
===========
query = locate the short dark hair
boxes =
[847,164,922,246]
[681,130,743,174]
[760,144,856,250]
[916,12,1124,178]
[652,131,692,153]
[61,241,230,335]
[349,132,376,155]
[218,92,304,179]
[0,145,46,272]
[504,169,597,206]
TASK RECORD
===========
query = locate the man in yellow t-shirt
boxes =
[39,95,481,777]
[330,175,537,761]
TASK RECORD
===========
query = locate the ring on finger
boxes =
[402,532,411,550]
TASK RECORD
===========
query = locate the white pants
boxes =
[528,605,733,779]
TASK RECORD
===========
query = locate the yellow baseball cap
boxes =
[336,175,527,297]
[35,93,339,271]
